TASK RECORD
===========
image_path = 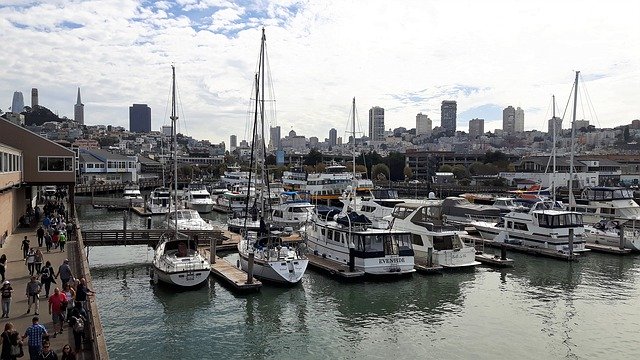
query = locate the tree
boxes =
[438,164,453,173]
[403,166,413,180]
[265,154,276,166]
[451,164,469,179]
[304,148,323,166]
[372,164,390,181]
[359,151,384,178]
[387,152,406,181]
[468,161,484,176]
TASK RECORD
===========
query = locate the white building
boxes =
[416,112,432,136]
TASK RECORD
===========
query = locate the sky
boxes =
[1,0,639,144]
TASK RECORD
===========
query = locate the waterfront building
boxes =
[440,101,457,136]
[329,128,337,146]
[78,148,137,184]
[503,106,515,134]
[31,88,38,107]
[74,87,84,125]
[515,107,524,132]
[369,106,385,141]
[11,91,24,113]
[416,112,432,136]
[129,104,151,133]
[270,126,281,150]
[468,118,484,139]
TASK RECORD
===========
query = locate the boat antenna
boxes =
[568,71,579,208]
[171,65,179,233]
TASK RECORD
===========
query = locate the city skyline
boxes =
[1,1,638,144]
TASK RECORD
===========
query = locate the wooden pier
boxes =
[306,253,365,280]
[461,234,582,261]
[81,229,223,247]
[414,261,444,274]
[209,256,262,293]
[585,243,633,255]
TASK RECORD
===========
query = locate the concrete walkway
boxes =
[2,226,76,357]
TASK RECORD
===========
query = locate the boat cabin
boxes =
[581,187,634,201]
[534,211,583,228]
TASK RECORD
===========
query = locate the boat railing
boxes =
[465,214,501,223]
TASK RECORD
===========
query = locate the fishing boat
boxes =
[152,65,211,288]
[236,28,308,285]
[184,182,215,213]
[388,201,479,268]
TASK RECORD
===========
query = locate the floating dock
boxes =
[585,243,633,255]
[306,253,365,280]
[414,259,444,274]
[475,252,515,267]
[461,234,582,261]
[212,204,232,213]
[209,256,261,293]
[131,206,153,216]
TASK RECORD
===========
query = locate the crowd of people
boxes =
[0,200,93,360]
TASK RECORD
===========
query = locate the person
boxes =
[58,233,66,253]
[25,248,36,276]
[0,255,6,282]
[37,341,57,360]
[36,227,45,248]
[59,345,75,360]
[20,237,30,259]
[42,216,51,231]
[1,322,21,360]
[1,281,12,318]
[39,262,56,298]
[44,232,52,253]
[51,232,59,250]
[61,284,75,321]
[25,276,41,315]
[73,279,93,311]
[34,250,43,275]
[55,260,73,288]
[48,288,66,337]
[68,302,87,354]
[22,316,48,360]
[177,242,188,257]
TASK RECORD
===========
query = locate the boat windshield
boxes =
[192,194,210,199]
[536,213,583,228]
[175,210,199,220]
[585,188,634,200]
[354,233,412,255]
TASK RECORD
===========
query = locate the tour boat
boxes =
[184,182,215,213]
[388,201,479,268]
[282,165,307,192]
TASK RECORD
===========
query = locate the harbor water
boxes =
[78,205,640,359]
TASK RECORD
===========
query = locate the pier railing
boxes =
[81,229,224,247]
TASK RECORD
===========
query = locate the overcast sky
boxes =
[1,0,639,144]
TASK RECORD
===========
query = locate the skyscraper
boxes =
[368,106,385,141]
[129,104,151,133]
[269,126,281,150]
[502,106,515,134]
[548,116,562,136]
[11,91,24,113]
[31,88,38,107]
[329,128,337,146]
[440,101,457,136]
[468,118,485,139]
[416,112,432,136]
[514,107,524,132]
[74,87,84,125]
[230,135,237,151]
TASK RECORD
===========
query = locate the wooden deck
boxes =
[475,253,515,267]
[414,261,444,274]
[306,253,365,280]
[209,256,262,293]
[461,234,582,261]
[585,243,633,255]
[81,229,223,247]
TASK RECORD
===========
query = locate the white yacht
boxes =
[152,65,211,288]
[347,189,408,229]
[167,209,215,231]
[572,187,640,224]
[471,200,588,254]
[123,183,142,200]
[220,164,252,187]
[282,165,307,192]
[388,202,479,268]
[147,187,172,215]
[184,182,214,213]
[270,192,315,230]
[584,219,640,251]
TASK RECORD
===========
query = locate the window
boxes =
[38,157,74,172]
[412,234,424,246]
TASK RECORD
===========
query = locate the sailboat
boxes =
[236,28,308,285]
[152,65,211,287]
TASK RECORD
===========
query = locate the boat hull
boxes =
[474,223,589,253]
[237,250,308,284]
[152,266,210,287]
[188,202,215,214]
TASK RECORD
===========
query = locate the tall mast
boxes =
[171,65,179,231]
[568,71,579,206]
[552,94,557,203]
[352,97,356,187]
[259,27,266,217]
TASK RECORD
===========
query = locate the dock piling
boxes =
[501,244,507,260]
[427,247,433,267]
[147,217,152,229]
[210,238,216,264]
[619,227,625,250]
[349,248,355,272]
[123,211,127,246]
[246,252,255,284]
[568,228,574,259]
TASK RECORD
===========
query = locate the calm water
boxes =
[77,205,640,359]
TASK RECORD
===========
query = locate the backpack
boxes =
[73,317,84,332]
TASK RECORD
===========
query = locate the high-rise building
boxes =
[574,119,590,130]
[11,91,24,113]
[514,107,524,132]
[329,128,337,146]
[129,104,151,133]
[503,106,515,134]
[74,87,84,125]
[368,106,385,141]
[269,126,281,150]
[416,112,432,136]
[161,125,172,136]
[31,88,38,107]
[468,118,485,139]
[440,101,457,136]
[230,135,237,151]
[548,116,562,136]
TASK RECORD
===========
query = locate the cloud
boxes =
[0,0,638,146]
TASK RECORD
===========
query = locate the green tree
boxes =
[452,164,469,179]
[304,148,323,166]
[438,164,453,173]
[403,166,413,180]
[387,152,406,181]
[372,163,390,181]
[358,151,384,178]
[468,161,484,176]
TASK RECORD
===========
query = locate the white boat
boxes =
[167,209,215,231]
[388,201,479,268]
[572,187,640,224]
[491,197,529,214]
[282,165,307,192]
[221,164,253,187]
[471,200,588,254]
[442,196,501,225]
[123,183,142,200]
[346,189,408,229]
[147,187,172,215]
[584,220,640,251]
[152,65,211,288]
[184,182,214,213]
[236,28,308,285]
[270,192,315,230]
